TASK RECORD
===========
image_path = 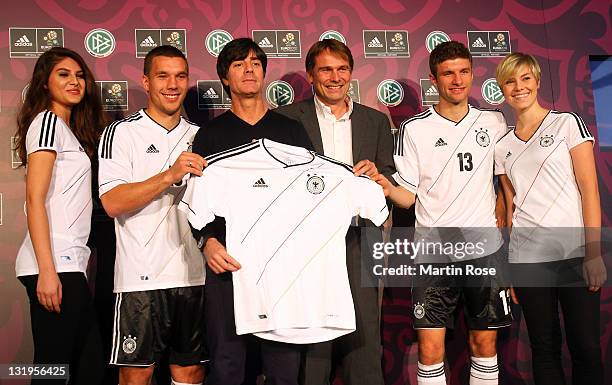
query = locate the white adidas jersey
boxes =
[393,106,507,260]
[16,111,93,277]
[494,110,594,262]
[179,139,389,344]
[98,109,204,292]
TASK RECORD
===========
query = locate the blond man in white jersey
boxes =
[375,41,511,385]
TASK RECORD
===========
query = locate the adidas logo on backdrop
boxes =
[425,85,438,96]
[368,37,383,48]
[15,35,33,46]
[472,37,487,48]
[258,37,274,48]
[140,36,157,47]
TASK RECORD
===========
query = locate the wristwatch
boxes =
[197,234,214,251]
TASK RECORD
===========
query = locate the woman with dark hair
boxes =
[15,47,105,384]
[494,52,605,385]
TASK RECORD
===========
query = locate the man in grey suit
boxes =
[276,39,395,385]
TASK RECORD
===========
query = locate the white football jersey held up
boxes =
[393,106,507,260]
[98,110,204,292]
[17,111,92,276]
[494,111,594,262]
[180,139,389,344]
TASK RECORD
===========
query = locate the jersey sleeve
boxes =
[494,139,507,175]
[178,168,227,231]
[392,125,419,193]
[98,123,132,196]
[565,112,594,149]
[25,111,63,155]
[350,176,389,226]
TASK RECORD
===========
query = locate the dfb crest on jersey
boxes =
[540,135,554,147]
[475,128,490,147]
[414,302,425,319]
[306,175,325,194]
[122,335,137,354]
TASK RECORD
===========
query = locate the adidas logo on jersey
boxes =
[253,178,268,187]
[258,37,274,48]
[505,151,512,159]
[367,37,384,48]
[140,36,157,47]
[146,144,159,153]
[434,138,447,147]
[14,35,33,47]
[472,37,487,48]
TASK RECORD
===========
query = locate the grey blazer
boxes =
[275,98,396,181]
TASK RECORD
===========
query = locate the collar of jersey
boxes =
[260,138,315,168]
[430,104,472,126]
[141,108,184,134]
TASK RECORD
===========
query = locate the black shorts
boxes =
[110,285,207,366]
[411,247,513,330]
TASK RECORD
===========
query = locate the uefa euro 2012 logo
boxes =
[493,33,506,48]
[391,32,405,47]
[43,31,59,45]
[40,30,61,50]
[282,33,296,47]
[166,31,182,45]
[107,83,123,99]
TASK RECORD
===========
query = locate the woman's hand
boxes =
[37,269,62,313]
[583,256,607,292]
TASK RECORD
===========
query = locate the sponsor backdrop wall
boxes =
[1,1,611,384]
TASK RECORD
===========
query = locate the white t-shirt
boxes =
[393,106,507,261]
[16,111,92,277]
[98,109,204,292]
[180,139,389,344]
[494,110,594,262]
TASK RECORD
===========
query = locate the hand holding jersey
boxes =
[352,158,378,177]
[167,150,206,182]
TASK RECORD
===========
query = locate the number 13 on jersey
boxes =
[457,152,473,171]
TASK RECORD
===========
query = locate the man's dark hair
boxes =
[429,41,472,77]
[143,45,188,75]
[305,39,354,74]
[216,38,267,94]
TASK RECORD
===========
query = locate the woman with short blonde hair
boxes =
[494,52,605,385]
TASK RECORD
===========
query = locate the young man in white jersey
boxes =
[375,41,511,385]
[98,45,207,385]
